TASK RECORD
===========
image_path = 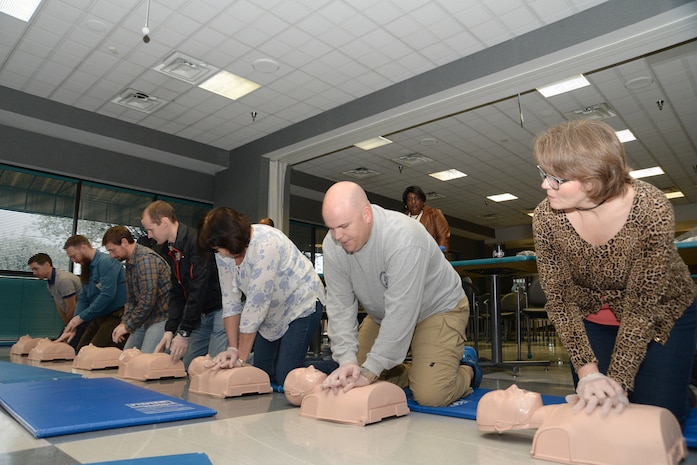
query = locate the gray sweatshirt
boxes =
[322,204,465,376]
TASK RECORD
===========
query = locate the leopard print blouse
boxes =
[532,179,696,391]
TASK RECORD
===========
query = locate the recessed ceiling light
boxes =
[487,193,518,202]
[354,136,393,150]
[664,189,684,200]
[537,74,590,98]
[630,166,664,179]
[199,70,260,100]
[625,76,654,90]
[419,137,438,146]
[428,169,467,181]
[0,0,42,21]
[253,58,280,73]
[86,19,106,32]
[615,129,636,143]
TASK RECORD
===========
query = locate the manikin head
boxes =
[476,384,544,432]
[283,365,327,406]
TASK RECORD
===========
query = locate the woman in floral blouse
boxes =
[199,207,325,385]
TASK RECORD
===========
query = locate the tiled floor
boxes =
[1,340,696,465]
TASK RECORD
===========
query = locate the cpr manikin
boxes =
[283,366,410,426]
[10,335,45,355]
[27,339,75,361]
[72,344,122,370]
[476,385,686,465]
[187,355,272,398]
[117,347,186,381]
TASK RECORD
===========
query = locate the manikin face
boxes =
[323,204,372,254]
[405,192,425,216]
[104,239,129,262]
[477,384,542,431]
[141,214,169,245]
[29,261,52,279]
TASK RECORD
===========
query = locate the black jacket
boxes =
[162,223,222,334]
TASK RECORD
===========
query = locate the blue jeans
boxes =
[124,320,166,353]
[252,301,323,385]
[183,309,227,370]
[573,299,697,424]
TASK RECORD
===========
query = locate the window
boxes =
[0,164,212,273]
[289,220,327,274]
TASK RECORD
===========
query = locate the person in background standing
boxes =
[402,185,450,252]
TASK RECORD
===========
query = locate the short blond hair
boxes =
[533,120,632,203]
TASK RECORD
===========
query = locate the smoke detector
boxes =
[110,89,168,113]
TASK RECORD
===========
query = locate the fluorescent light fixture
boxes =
[199,70,260,100]
[487,193,518,202]
[354,136,393,150]
[615,129,636,143]
[630,166,664,179]
[428,169,467,181]
[537,74,590,98]
[665,191,684,200]
[0,0,42,21]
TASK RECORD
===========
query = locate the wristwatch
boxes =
[360,366,378,383]
[177,329,191,338]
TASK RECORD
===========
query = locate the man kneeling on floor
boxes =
[320,181,481,407]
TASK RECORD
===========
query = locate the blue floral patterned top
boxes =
[215,224,325,341]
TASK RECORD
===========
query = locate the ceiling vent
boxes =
[391,153,433,167]
[426,191,445,200]
[480,213,500,220]
[111,89,168,113]
[153,51,219,84]
[564,102,617,121]
[342,167,380,179]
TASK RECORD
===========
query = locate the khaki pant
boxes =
[357,297,472,407]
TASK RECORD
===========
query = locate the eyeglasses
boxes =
[536,165,568,190]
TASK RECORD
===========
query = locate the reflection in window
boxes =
[289,220,327,274]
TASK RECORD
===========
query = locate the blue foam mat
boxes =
[0,377,216,438]
[406,387,697,448]
[83,453,212,465]
[0,360,83,384]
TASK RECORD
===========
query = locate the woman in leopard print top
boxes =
[532,119,697,424]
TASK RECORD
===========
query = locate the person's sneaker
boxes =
[461,345,483,388]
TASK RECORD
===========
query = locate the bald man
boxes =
[320,181,477,407]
